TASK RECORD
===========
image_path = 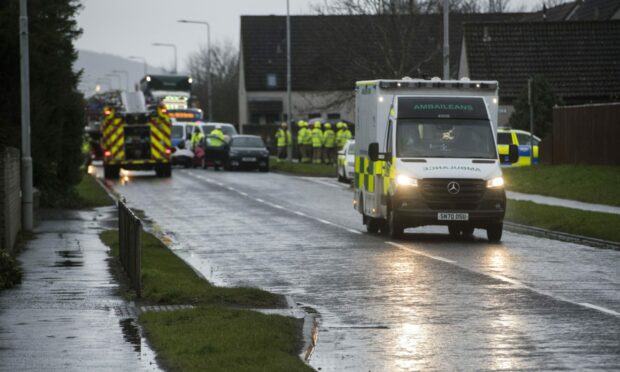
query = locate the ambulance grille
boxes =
[420,179,485,210]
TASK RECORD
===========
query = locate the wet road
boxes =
[110,168,620,371]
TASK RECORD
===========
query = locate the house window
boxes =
[266,73,277,88]
[308,114,321,120]
[327,113,341,120]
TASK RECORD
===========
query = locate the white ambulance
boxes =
[353,78,518,242]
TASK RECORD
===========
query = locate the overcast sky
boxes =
[75,0,541,73]
[75,0,316,73]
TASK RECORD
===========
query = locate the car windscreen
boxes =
[231,137,264,148]
[516,133,539,146]
[172,125,184,138]
[396,119,497,159]
[201,125,238,136]
[497,132,512,145]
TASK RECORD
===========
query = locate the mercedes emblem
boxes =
[447,181,460,194]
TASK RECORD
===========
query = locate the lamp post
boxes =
[177,20,212,121]
[152,42,177,74]
[112,69,129,91]
[19,0,33,230]
[129,56,147,76]
[286,0,292,161]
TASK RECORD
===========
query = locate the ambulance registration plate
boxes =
[438,213,469,221]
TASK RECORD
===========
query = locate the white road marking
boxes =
[317,218,334,225]
[238,191,248,197]
[255,198,265,203]
[386,241,619,318]
[347,229,363,235]
[579,303,620,317]
[227,187,236,191]
[294,211,306,216]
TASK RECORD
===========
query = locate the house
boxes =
[459,20,620,123]
[238,13,524,126]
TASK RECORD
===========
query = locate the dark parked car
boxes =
[226,135,269,171]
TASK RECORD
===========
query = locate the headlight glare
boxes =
[486,176,504,188]
[396,174,418,187]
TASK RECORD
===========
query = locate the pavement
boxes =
[0,207,161,372]
[108,168,619,371]
[507,190,620,215]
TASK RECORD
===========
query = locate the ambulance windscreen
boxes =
[396,119,497,159]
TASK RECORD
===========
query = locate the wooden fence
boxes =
[543,103,620,165]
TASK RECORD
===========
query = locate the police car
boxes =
[337,139,355,183]
[497,128,540,166]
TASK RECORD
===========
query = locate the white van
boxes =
[354,78,518,241]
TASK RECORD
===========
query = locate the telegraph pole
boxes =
[286,0,293,161]
[443,0,450,80]
[19,0,33,230]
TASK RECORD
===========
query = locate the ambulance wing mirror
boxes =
[508,144,519,164]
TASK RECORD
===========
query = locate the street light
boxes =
[178,19,212,121]
[129,56,147,76]
[152,42,177,74]
[19,0,33,230]
[112,69,129,91]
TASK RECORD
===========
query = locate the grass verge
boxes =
[75,173,114,208]
[506,199,620,243]
[99,229,310,371]
[270,157,337,177]
[140,306,313,372]
[99,230,284,307]
[503,165,620,207]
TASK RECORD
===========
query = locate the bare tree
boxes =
[186,41,239,124]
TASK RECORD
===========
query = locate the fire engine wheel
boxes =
[104,165,120,179]
[155,164,172,178]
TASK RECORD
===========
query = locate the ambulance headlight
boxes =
[486,176,504,188]
[396,174,418,187]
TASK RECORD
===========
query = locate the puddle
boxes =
[119,318,141,353]
[56,250,82,259]
[53,260,83,267]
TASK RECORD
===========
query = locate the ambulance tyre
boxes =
[387,205,404,239]
[104,165,119,179]
[366,217,381,234]
[486,223,503,243]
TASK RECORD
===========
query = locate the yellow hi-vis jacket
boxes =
[208,129,225,147]
[302,127,313,145]
[311,128,323,148]
[275,128,292,147]
[323,129,336,148]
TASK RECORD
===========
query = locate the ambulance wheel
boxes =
[487,223,503,243]
[366,217,381,234]
[104,165,119,179]
[387,206,403,239]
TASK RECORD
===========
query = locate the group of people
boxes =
[189,124,227,169]
[275,120,352,164]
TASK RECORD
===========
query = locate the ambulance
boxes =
[353,78,518,242]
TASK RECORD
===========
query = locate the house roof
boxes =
[240,13,525,92]
[462,21,620,101]
[520,1,581,21]
[571,0,620,20]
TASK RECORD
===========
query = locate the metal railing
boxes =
[118,199,141,297]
